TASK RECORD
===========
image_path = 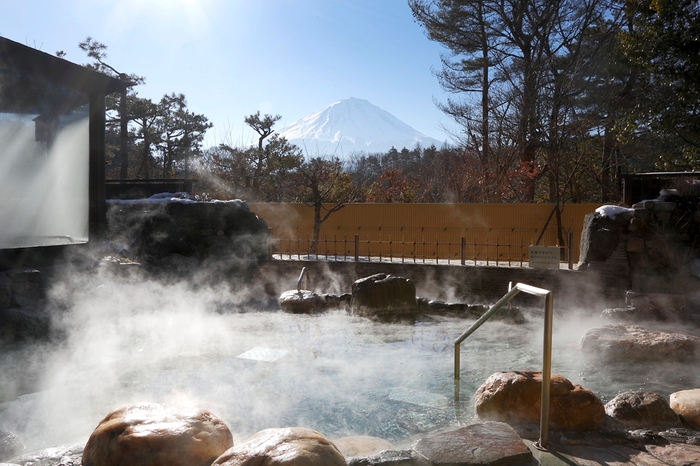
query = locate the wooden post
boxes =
[460,236,466,265]
[435,235,439,264]
[508,238,511,267]
[354,234,359,261]
[486,235,489,266]
[389,235,393,262]
[568,231,574,269]
[402,235,405,263]
[496,237,499,266]
[447,236,451,265]
[268,227,273,259]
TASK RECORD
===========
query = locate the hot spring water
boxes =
[1,275,698,453]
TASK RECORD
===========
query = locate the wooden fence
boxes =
[249,203,600,266]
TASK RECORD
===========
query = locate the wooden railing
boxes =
[271,230,574,268]
[252,203,597,267]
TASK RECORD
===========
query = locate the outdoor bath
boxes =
[1,268,699,457]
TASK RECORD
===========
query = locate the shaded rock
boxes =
[9,443,83,466]
[82,402,233,466]
[0,430,24,462]
[659,428,700,445]
[412,422,532,466]
[279,290,323,313]
[151,253,199,275]
[604,391,680,427]
[0,274,10,310]
[323,293,352,310]
[578,208,633,266]
[333,436,394,459]
[212,427,346,466]
[474,371,605,431]
[580,324,700,361]
[416,298,525,323]
[348,449,424,466]
[486,305,526,324]
[417,298,474,316]
[601,306,665,321]
[7,268,44,302]
[107,199,269,267]
[601,428,668,447]
[670,389,700,428]
[0,307,50,340]
[626,291,686,311]
[603,292,688,322]
[424,299,450,312]
[351,274,416,320]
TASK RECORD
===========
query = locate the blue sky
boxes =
[2,0,456,148]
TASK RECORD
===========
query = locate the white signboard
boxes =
[528,246,560,269]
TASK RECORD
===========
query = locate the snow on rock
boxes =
[595,205,633,220]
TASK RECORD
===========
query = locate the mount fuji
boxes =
[277,97,444,157]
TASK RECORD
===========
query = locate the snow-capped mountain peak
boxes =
[278,97,443,156]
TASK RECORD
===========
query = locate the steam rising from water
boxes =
[0,111,89,248]
[1,268,698,453]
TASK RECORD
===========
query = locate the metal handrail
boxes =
[454,282,553,450]
[296,267,308,292]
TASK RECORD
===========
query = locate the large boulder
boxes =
[670,389,700,428]
[82,402,233,466]
[212,427,346,466]
[578,208,633,267]
[278,290,324,314]
[580,324,699,361]
[605,391,680,427]
[474,370,605,431]
[350,274,416,320]
[107,198,269,268]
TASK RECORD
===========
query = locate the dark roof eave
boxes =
[622,172,700,179]
[0,36,127,96]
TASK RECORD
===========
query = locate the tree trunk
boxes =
[311,202,322,254]
[519,44,538,203]
[119,89,128,178]
[601,122,615,202]
[138,133,150,179]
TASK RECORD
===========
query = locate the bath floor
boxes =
[525,440,700,466]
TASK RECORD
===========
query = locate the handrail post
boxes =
[454,282,553,450]
[454,342,460,382]
[296,267,308,292]
[537,291,554,450]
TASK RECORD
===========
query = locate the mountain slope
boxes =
[277,97,443,156]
